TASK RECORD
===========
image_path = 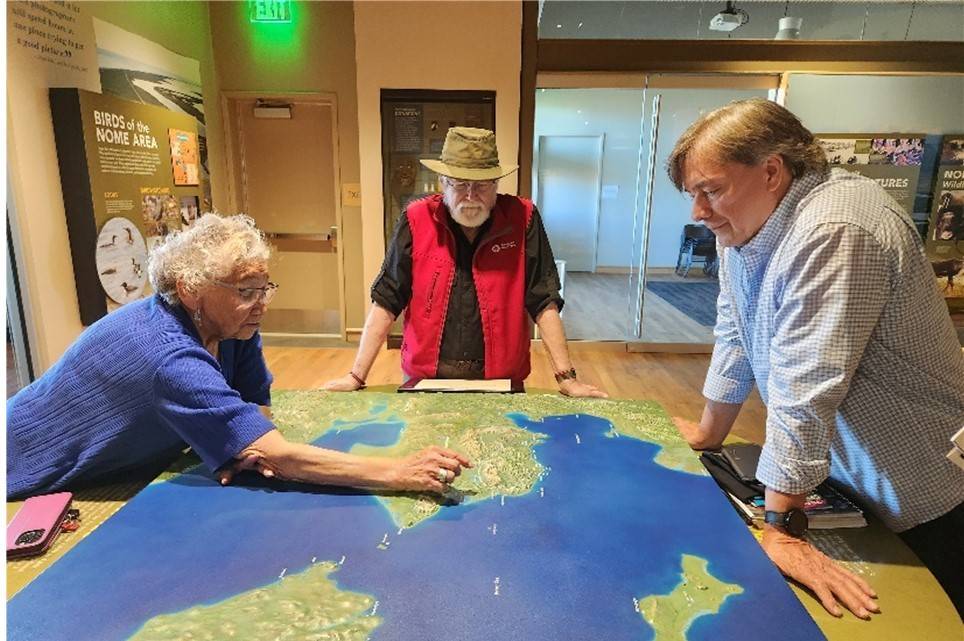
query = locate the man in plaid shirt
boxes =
[670,99,964,620]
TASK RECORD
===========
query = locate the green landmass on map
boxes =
[128,561,381,641]
[637,554,744,641]
[267,392,705,530]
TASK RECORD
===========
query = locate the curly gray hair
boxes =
[148,213,271,305]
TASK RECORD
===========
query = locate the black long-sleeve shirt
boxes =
[372,202,563,363]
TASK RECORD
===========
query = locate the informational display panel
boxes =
[380,90,495,247]
[925,135,964,303]
[816,134,925,215]
[93,18,210,207]
[49,88,204,323]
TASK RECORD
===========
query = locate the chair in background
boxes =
[675,224,718,278]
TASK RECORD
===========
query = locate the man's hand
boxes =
[559,379,609,398]
[761,525,879,619]
[671,416,708,449]
[388,446,473,494]
[323,374,363,392]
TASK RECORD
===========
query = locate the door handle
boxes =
[264,232,335,253]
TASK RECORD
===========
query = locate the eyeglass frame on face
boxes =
[212,280,279,307]
[441,176,499,195]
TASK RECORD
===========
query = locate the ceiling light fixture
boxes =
[775,16,803,39]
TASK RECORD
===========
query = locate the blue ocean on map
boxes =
[8,408,824,641]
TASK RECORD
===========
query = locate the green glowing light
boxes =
[249,0,291,23]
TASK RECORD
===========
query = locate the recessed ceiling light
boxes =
[578,22,583,28]
[556,24,562,28]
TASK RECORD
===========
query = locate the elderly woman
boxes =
[7,214,469,499]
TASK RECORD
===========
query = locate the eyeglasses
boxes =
[442,178,498,194]
[213,280,279,306]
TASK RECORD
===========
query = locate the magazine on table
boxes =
[703,444,867,530]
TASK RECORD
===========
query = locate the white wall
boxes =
[534,89,644,269]
[353,1,522,305]
[786,74,964,134]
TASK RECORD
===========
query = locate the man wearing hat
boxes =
[325,127,606,397]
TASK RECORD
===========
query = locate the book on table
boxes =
[724,484,867,530]
[702,444,867,530]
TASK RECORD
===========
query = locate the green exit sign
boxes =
[249,0,291,23]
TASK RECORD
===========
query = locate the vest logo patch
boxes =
[491,240,518,253]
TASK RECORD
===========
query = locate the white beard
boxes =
[444,192,492,228]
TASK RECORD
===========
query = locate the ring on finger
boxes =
[437,467,449,483]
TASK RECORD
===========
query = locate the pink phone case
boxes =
[6,492,73,559]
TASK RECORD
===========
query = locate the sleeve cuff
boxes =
[206,408,274,472]
[371,290,404,319]
[702,369,753,404]
[755,444,829,495]
[528,295,564,320]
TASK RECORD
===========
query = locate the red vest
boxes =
[401,194,533,381]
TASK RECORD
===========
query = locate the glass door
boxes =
[533,82,647,341]
[633,75,779,346]
[533,74,778,346]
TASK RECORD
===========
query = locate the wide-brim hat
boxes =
[420,127,518,181]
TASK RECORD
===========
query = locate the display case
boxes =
[380,89,495,246]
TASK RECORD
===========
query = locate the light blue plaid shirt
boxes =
[705,168,964,532]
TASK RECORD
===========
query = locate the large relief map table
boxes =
[7,391,959,640]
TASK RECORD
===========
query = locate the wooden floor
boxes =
[263,345,768,445]
[563,272,716,343]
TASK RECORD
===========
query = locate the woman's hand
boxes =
[217,452,277,485]
[388,446,473,494]
[323,374,363,392]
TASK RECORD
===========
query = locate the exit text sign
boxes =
[249,0,291,23]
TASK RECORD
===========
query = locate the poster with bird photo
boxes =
[169,128,200,186]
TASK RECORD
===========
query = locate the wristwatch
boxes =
[764,508,809,537]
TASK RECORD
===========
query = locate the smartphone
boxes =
[722,443,762,482]
[6,492,73,559]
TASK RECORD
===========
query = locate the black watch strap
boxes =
[764,508,808,537]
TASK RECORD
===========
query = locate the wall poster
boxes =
[92,18,210,208]
[7,1,100,90]
[816,134,925,215]
[50,88,203,324]
[925,135,964,304]
[380,89,496,247]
